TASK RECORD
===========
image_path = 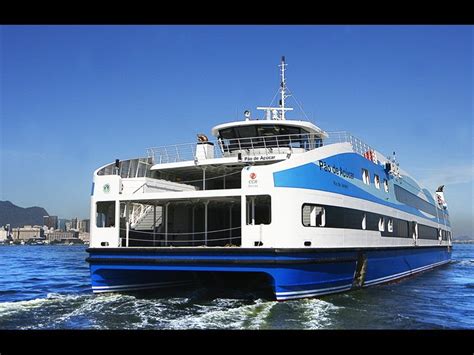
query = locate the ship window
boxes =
[418,224,438,240]
[394,219,410,238]
[362,169,370,185]
[246,195,271,225]
[219,128,235,139]
[378,217,385,232]
[394,185,437,216]
[366,212,379,231]
[235,126,257,138]
[383,179,389,192]
[374,174,380,189]
[96,201,115,228]
[302,204,325,227]
[344,208,364,229]
[388,218,393,233]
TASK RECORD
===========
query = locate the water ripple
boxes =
[0,244,473,329]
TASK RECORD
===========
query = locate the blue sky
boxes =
[0,25,472,236]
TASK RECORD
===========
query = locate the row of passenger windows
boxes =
[362,169,389,192]
[394,184,439,217]
[361,168,444,220]
[302,203,450,240]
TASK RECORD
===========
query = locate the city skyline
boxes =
[0,25,472,236]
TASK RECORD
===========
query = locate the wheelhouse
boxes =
[211,120,327,156]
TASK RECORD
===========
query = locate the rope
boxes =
[286,86,311,121]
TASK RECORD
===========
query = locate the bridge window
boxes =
[383,179,389,192]
[96,201,115,228]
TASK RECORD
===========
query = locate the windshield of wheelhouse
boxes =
[218,124,320,151]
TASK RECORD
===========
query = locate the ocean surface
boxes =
[0,244,473,330]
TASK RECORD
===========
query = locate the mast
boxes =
[257,56,293,120]
[279,56,287,120]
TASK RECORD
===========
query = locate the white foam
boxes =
[298,298,342,329]
[166,298,277,330]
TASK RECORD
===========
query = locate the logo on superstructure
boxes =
[248,172,258,187]
[103,183,110,193]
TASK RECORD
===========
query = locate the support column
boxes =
[165,202,169,246]
[125,202,130,247]
[202,167,207,190]
[204,200,209,245]
[153,204,156,247]
[115,200,121,247]
[223,168,226,189]
[192,205,195,246]
[229,204,233,244]
[251,197,256,225]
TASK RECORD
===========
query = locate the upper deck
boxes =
[145,130,381,166]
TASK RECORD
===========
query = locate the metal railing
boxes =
[146,131,380,165]
[96,157,153,177]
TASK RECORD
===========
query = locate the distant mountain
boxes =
[453,235,474,242]
[0,201,49,228]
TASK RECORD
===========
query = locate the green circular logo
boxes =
[103,183,110,193]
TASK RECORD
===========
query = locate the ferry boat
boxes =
[86,57,452,300]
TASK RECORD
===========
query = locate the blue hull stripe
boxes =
[364,259,450,286]
[275,284,353,300]
[92,280,194,292]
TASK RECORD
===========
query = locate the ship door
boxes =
[245,195,271,247]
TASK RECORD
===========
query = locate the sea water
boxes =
[0,244,473,329]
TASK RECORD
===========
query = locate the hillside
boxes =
[0,201,49,228]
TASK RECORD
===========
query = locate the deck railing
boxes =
[96,157,153,178]
[146,131,379,165]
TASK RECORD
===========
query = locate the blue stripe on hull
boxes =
[87,246,451,301]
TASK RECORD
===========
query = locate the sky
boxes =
[0,25,472,236]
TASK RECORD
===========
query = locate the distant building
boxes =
[71,218,78,230]
[78,232,90,243]
[65,222,72,231]
[78,219,90,233]
[0,228,8,242]
[47,230,80,243]
[12,226,45,241]
[58,219,69,231]
[43,215,58,230]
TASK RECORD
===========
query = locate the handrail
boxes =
[146,131,382,165]
[132,182,148,194]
